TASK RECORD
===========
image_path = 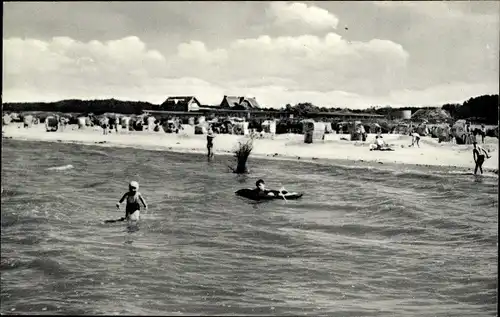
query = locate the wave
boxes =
[46,164,74,171]
[446,170,498,178]
[0,188,27,197]
[84,181,108,189]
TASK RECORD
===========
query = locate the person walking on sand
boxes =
[116,181,148,221]
[473,141,491,175]
[207,128,215,160]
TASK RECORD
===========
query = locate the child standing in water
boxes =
[116,181,147,221]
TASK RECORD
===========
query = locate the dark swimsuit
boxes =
[474,149,485,165]
[477,154,485,165]
[126,194,141,216]
[207,136,214,148]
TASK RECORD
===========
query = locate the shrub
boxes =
[232,135,255,174]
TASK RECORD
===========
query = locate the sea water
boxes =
[1,139,497,316]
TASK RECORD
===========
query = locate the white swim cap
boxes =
[129,181,139,189]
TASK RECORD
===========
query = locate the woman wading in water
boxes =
[472,141,491,175]
[207,128,215,160]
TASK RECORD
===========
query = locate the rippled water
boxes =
[1,139,497,316]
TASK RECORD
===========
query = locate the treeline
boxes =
[277,94,498,124]
[2,94,498,124]
[441,94,498,124]
[2,98,156,115]
[369,94,498,124]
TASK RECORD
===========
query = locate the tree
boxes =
[441,103,459,118]
[292,102,319,116]
[455,95,498,124]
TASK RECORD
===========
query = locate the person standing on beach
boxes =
[207,128,215,160]
[411,132,421,147]
[481,124,486,143]
[100,117,109,135]
[58,116,64,132]
[473,141,491,175]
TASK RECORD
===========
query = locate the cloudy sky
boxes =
[3,1,499,108]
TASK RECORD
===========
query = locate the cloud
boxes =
[2,34,495,109]
[1,33,409,105]
[3,36,165,85]
[176,40,227,64]
[373,1,499,22]
[386,82,499,107]
[219,81,498,109]
[173,33,409,95]
[268,2,339,30]
[3,36,170,102]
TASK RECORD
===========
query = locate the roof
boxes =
[162,96,200,106]
[221,96,261,109]
[243,97,260,109]
[222,96,242,108]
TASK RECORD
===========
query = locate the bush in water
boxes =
[232,134,255,174]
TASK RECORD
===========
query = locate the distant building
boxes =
[161,96,201,112]
[219,96,261,110]
[393,110,412,120]
[145,95,384,121]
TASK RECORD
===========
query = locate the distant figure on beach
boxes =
[58,116,68,131]
[370,135,393,151]
[411,132,421,147]
[375,135,384,150]
[109,116,118,134]
[481,124,486,143]
[100,117,109,135]
[116,181,148,221]
[207,128,215,160]
[472,141,491,175]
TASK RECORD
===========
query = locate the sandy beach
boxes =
[2,123,498,173]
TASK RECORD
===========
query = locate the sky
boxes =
[3,1,499,109]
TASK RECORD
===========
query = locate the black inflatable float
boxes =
[235,188,303,201]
